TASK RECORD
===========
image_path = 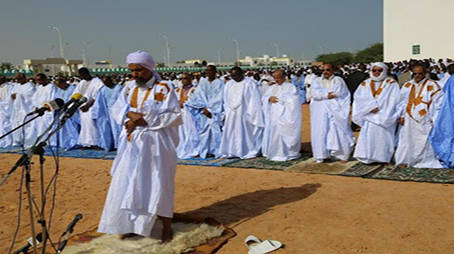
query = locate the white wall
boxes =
[384,0,454,62]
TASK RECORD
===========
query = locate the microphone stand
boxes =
[1,110,63,254]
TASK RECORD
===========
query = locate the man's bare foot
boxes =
[120,233,139,240]
[161,227,173,243]
[397,164,407,168]
[339,160,348,164]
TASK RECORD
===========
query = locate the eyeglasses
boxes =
[323,69,332,71]
[372,69,383,73]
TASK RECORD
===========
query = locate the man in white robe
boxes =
[28,73,58,147]
[0,75,13,147]
[219,66,264,159]
[75,68,111,150]
[262,69,301,161]
[98,50,181,242]
[185,65,224,158]
[310,64,354,163]
[352,63,401,164]
[10,72,36,146]
[395,63,444,168]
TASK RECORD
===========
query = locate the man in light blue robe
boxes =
[98,76,123,148]
[51,76,79,150]
[175,73,198,159]
[219,66,264,159]
[262,70,301,161]
[185,65,224,158]
[291,70,307,104]
[429,75,454,167]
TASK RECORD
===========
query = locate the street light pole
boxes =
[233,39,240,65]
[273,43,280,57]
[49,26,64,59]
[82,41,91,67]
[161,34,170,66]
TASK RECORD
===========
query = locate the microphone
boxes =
[26,98,64,116]
[13,232,43,254]
[62,92,84,110]
[60,97,87,124]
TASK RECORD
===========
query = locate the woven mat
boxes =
[285,159,358,174]
[223,153,312,170]
[369,166,454,184]
[54,214,236,254]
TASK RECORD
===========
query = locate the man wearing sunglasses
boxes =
[394,62,444,168]
[352,62,400,164]
[310,64,354,163]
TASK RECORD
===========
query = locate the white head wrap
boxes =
[126,50,155,71]
[126,50,161,82]
[369,62,388,82]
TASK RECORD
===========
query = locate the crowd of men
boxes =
[0,58,453,168]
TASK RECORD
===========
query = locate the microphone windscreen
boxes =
[55,98,64,108]
[70,93,83,100]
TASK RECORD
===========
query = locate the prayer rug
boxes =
[285,158,357,174]
[368,166,454,184]
[341,163,384,177]
[177,157,240,167]
[223,153,312,170]
[0,146,239,166]
[56,214,236,254]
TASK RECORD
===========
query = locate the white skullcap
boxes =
[126,50,155,71]
[370,62,388,72]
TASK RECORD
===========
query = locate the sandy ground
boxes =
[1,105,454,254]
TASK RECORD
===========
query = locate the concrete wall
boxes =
[384,0,454,62]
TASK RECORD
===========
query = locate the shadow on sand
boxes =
[183,183,321,227]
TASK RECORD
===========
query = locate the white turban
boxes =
[369,62,388,82]
[126,50,155,71]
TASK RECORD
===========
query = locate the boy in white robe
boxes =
[352,62,401,164]
[310,64,354,163]
[98,50,181,242]
[395,63,444,168]
[262,69,301,161]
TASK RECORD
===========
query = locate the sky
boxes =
[0,0,383,66]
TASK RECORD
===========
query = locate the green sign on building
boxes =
[412,45,421,55]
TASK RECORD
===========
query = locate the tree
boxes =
[355,43,383,63]
[156,62,166,68]
[0,62,13,71]
[315,52,354,66]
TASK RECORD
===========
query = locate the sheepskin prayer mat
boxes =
[285,158,358,174]
[61,214,236,254]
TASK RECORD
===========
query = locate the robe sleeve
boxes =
[109,86,130,126]
[352,81,379,126]
[310,78,329,100]
[363,81,401,128]
[429,84,444,123]
[142,87,182,130]
[245,80,264,127]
